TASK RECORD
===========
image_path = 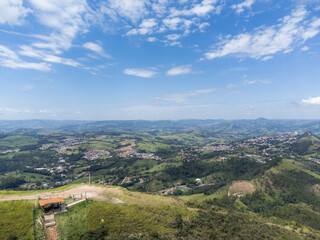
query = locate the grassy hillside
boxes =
[55,185,320,239]
[56,187,194,239]
[0,135,38,150]
[0,183,320,239]
[181,158,320,237]
[0,201,34,240]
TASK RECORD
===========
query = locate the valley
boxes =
[1,119,320,239]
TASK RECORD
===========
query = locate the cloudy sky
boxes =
[0,0,320,120]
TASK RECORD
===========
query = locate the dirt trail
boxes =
[46,225,58,240]
[0,185,106,201]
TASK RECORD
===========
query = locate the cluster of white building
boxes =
[118,149,161,160]
[84,149,110,160]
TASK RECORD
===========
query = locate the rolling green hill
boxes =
[178,158,320,238]
[0,135,39,151]
[1,182,320,239]
[2,119,320,138]
[0,122,320,239]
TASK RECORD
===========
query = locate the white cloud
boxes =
[167,65,192,76]
[152,0,170,16]
[166,34,181,41]
[0,44,19,60]
[22,84,34,91]
[100,0,221,42]
[161,40,182,47]
[227,83,237,88]
[28,0,93,53]
[83,42,103,53]
[301,96,320,105]
[198,22,210,32]
[169,0,217,17]
[83,42,110,58]
[0,59,51,71]
[19,45,80,67]
[243,79,257,85]
[39,109,57,114]
[163,34,183,46]
[261,56,273,61]
[0,107,33,114]
[231,0,255,14]
[156,88,216,103]
[0,45,51,71]
[43,54,80,67]
[102,0,147,23]
[140,18,158,29]
[0,0,31,25]
[126,18,158,35]
[124,68,157,78]
[227,79,271,88]
[205,8,320,60]
[258,79,272,84]
[301,46,309,51]
[302,18,320,40]
[0,0,98,72]
[162,17,182,30]
[147,37,158,42]
[162,17,193,31]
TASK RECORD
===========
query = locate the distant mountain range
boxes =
[0,120,91,130]
[0,119,319,137]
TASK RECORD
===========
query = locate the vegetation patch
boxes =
[0,200,34,240]
[56,200,87,239]
[56,188,194,239]
[0,135,38,150]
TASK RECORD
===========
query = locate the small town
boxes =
[3,130,314,192]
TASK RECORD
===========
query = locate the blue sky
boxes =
[0,0,320,120]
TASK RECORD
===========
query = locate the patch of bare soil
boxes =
[110,197,123,204]
[312,184,320,197]
[228,181,255,197]
[0,185,106,201]
[266,222,293,231]
[93,187,125,203]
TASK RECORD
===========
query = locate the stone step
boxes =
[45,221,56,228]
[44,214,55,224]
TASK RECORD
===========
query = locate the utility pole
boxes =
[85,193,88,231]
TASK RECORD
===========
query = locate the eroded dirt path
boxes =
[46,225,58,240]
